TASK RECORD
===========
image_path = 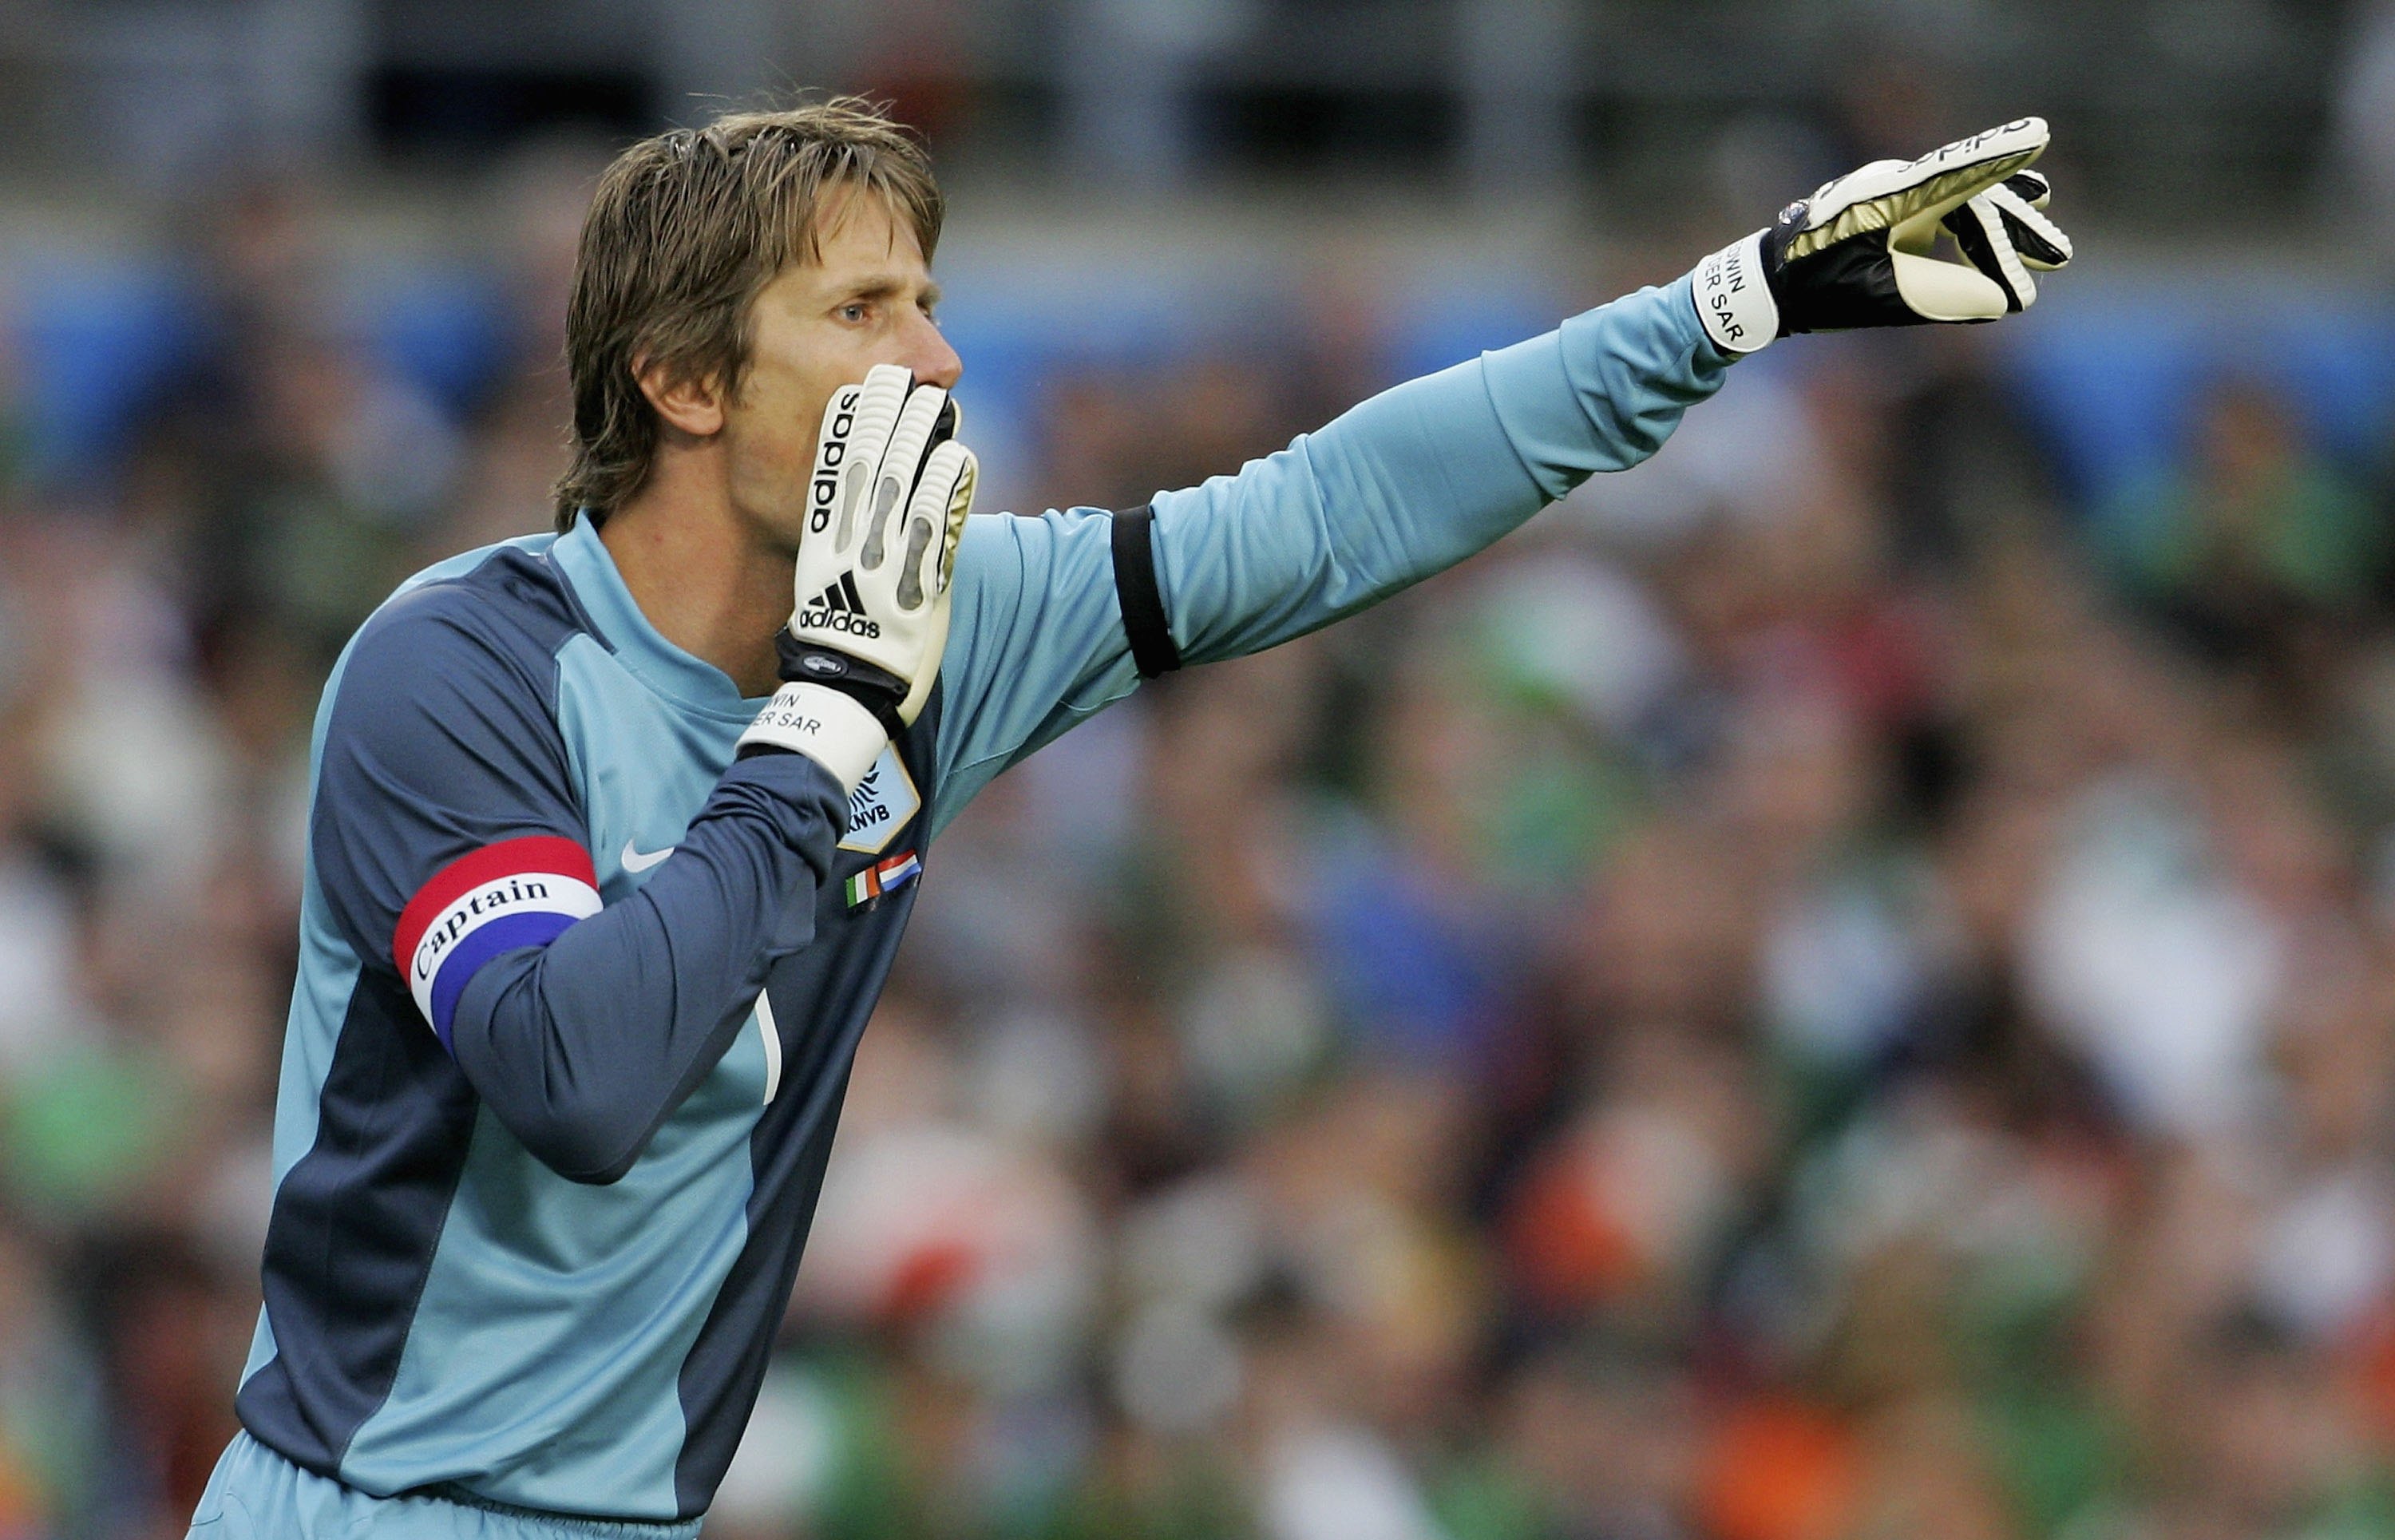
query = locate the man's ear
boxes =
[634,354,724,438]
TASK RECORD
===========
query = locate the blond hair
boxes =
[554,98,944,529]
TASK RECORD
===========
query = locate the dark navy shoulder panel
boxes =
[313,548,594,976]
[366,544,591,677]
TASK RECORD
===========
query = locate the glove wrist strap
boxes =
[1690,229,1779,355]
[737,683,889,792]
[774,630,908,738]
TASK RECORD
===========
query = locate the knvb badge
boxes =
[838,746,921,854]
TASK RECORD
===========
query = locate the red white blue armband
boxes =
[392,836,602,1050]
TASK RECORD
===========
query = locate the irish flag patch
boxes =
[845,849,920,909]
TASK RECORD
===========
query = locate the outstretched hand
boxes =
[1691,117,2075,355]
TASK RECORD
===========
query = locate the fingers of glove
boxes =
[937,455,974,596]
[862,382,949,573]
[1793,158,1906,232]
[824,362,905,553]
[1935,172,2067,296]
[1986,181,2072,269]
[808,385,864,549]
[938,453,975,596]
[891,448,974,726]
[1789,119,2046,257]
[1902,118,2048,204]
[2003,169,2053,208]
[1882,120,2051,243]
[894,596,949,727]
[896,441,976,612]
[1940,193,2037,311]
[1975,196,2038,310]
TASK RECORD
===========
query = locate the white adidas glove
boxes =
[1692,117,2074,355]
[738,364,976,789]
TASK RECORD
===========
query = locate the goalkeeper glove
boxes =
[1691,117,2073,356]
[739,364,976,789]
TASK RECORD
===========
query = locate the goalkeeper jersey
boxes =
[233,278,1731,1523]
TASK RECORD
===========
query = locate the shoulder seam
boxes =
[534,546,613,655]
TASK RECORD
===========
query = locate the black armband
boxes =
[1110,505,1183,679]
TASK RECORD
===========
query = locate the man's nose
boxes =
[905,311,963,390]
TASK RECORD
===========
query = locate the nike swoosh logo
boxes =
[621,840,675,873]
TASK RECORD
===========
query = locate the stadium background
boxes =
[0,2,2391,1537]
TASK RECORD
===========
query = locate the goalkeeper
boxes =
[189,102,2070,1538]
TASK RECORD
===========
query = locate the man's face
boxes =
[720,186,961,554]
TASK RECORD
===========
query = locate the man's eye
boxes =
[839,303,871,323]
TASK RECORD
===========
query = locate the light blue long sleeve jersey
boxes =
[213,276,1729,1534]
[935,275,1729,825]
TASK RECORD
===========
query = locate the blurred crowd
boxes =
[6,157,2395,1540]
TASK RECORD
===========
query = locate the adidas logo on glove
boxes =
[797,573,881,639]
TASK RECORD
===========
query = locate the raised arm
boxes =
[1150,275,1722,664]
[929,277,1727,829]
[928,118,2073,830]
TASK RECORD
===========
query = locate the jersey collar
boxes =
[549,515,774,722]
